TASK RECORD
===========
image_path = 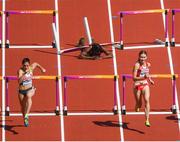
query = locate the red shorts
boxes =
[135,83,148,91]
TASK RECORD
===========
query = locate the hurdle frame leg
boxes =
[5,12,10,48]
[52,11,56,48]
[113,76,118,114]
[0,13,2,48]
[171,9,175,47]
[165,10,169,47]
[119,13,124,50]
[63,77,68,116]
[121,76,126,115]
[55,77,60,115]
[5,78,10,116]
[171,75,177,114]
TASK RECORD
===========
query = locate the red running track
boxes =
[1,0,180,141]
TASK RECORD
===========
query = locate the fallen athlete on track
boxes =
[77,37,113,60]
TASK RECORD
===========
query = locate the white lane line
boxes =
[66,111,173,116]
[173,44,180,47]
[126,111,173,115]
[68,112,114,116]
[9,113,57,116]
[123,44,164,50]
[55,0,65,141]
[2,0,6,141]
[9,111,173,116]
[160,0,180,131]
[9,45,52,48]
[107,0,124,141]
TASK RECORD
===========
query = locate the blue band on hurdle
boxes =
[172,9,175,15]
[120,12,123,18]
[165,10,168,15]
[173,75,176,80]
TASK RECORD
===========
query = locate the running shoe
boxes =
[145,120,150,127]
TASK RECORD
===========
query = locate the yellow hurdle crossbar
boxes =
[7,10,57,15]
[33,76,59,80]
[150,74,178,78]
[123,74,178,79]
[4,75,59,80]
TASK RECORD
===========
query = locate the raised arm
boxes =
[17,69,26,84]
[31,62,46,73]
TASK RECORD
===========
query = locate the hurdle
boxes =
[117,9,169,50]
[4,10,57,48]
[171,9,180,47]
[121,74,178,115]
[0,11,2,48]
[63,75,118,115]
[4,75,60,116]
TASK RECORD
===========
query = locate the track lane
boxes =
[171,48,180,137]
[3,0,63,141]
[5,116,61,141]
[111,0,164,46]
[111,0,179,140]
[6,0,55,45]
[5,48,61,141]
[59,0,121,140]
[117,48,179,140]
[65,115,120,141]
[164,0,180,43]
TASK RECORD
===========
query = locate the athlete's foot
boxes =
[24,114,29,127]
[145,120,150,127]
[135,105,140,112]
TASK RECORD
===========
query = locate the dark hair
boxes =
[22,58,30,64]
[139,50,147,56]
[77,37,85,46]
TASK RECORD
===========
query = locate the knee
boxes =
[145,100,150,107]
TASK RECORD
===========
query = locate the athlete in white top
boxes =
[18,58,46,127]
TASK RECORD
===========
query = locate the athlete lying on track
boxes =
[77,37,113,60]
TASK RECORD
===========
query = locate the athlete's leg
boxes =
[23,88,35,127]
[143,85,150,126]
[18,93,26,117]
[133,87,142,112]
[25,88,35,115]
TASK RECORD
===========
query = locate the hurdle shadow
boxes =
[34,49,80,58]
[33,49,57,55]
[166,115,179,123]
[93,121,145,134]
[124,41,164,46]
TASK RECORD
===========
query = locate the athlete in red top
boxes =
[133,50,154,127]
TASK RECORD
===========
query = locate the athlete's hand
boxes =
[42,69,46,73]
[24,69,30,74]
[150,79,154,85]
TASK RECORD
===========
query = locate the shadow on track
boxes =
[93,121,145,134]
